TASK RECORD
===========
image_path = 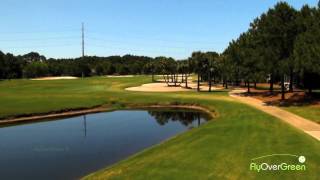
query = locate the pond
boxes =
[0,108,210,180]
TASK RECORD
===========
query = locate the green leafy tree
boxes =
[23,61,49,78]
[156,56,177,85]
[191,52,209,91]
[255,2,298,99]
[144,60,159,82]
[219,54,234,89]
[0,51,5,79]
[294,5,320,93]
[204,52,220,92]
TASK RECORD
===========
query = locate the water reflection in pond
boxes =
[148,109,208,127]
[0,109,210,180]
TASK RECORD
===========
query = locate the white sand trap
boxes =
[106,75,134,78]
[31,76,78,80]
[126,83,191,92]
[126,82,224,92]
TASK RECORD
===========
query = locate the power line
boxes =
[0,25,222,58]
[1,43,77,49]
[87,43,192,55]
[0,28,222,48]
[86,36,220,50]
[0,27,80,35]
[87,31,225,45]
[0,36,80,42]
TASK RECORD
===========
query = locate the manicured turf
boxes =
[283,106,320,124]
[283,89,320,123]
[0,76,151,118]
[0,76,319,179]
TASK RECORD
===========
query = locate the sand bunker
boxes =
[31,76,78,80]
[126,82,223,92]
[126,83,191,92]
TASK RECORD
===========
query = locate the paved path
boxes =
[229,89,320,141]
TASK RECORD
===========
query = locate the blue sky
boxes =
[0,0,317,59]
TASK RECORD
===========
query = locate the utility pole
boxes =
[81,22,85,78]
[82,22,85,58]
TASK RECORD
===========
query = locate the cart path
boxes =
[229,89,320,141]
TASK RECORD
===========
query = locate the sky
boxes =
[0,0,318,59]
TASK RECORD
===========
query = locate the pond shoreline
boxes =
[0,104,215,125]
[0,109,209,179]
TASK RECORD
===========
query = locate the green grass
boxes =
[0,76,151,118]
[84,99,320,180]
[283,106,320,124]
[282,89,320,124]
[0,76,319,179]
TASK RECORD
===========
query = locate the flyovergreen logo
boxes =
[250,154,306,172]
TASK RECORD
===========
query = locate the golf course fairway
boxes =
[0,76,319,179]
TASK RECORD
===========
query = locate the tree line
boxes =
[1,1,320,98]
[221,1,320,98]
[0,51,158,78]
[183,1,320,97]
[152,1,320,97]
